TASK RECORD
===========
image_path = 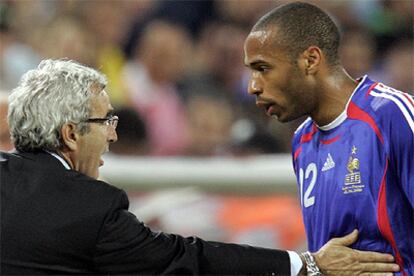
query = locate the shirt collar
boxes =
[44,150,71,170]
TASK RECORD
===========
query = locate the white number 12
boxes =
[299,163,317,208]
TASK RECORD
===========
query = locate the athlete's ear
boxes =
[60,122,80,151]
[300,46,322,75]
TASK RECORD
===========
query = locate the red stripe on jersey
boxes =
[402,92,414,108]
[294,146,302,161]
[347,101,384,144]
[377,160,407,276]
[320,135,340,145]
[300,124,317,143]
[295,123,316,161]
[365,82,378,99]
[376,82,414,109]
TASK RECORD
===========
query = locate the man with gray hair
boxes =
[1,59,399,275]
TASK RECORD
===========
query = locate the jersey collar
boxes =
[317,75,368,131]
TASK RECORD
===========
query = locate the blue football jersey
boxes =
[291,76,413,275]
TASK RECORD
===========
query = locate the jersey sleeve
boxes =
[379,92,414,207]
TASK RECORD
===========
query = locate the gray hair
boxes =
[8,59,107,151]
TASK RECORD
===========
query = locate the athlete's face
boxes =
[244,28,317,122]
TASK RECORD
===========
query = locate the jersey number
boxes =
[299,163,317,208]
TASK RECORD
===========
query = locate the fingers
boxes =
[355,250,395,263]
[359,262,400,272]
[360,273,395,276]
[326,271,396,276]
[330,229,359,246]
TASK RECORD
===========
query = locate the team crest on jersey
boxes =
[343,145,365,194]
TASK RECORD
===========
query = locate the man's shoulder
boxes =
[0,150,42,172]
[294,117,313,136]
[1,150,124,201]
[290,118,316,158]
[292,117,314,144]
[364,82,413,131]
[65,169,124,199]
[355,81,412,118]
[348,80,414,147]
[0,150,27,161]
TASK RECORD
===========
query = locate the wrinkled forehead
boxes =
[88,82,111,111]
[88,89,113,116]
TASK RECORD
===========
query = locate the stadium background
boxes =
[0,0,413,252]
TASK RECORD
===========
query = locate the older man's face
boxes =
[73,89,117,179]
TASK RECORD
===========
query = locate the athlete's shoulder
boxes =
[368,82,414,127]
[292,117,314,148]
[294,117,313,136]
[349,76,413,126]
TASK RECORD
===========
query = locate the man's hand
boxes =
[312,229,400,275]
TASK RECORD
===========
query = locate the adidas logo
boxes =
[322,153,335,172]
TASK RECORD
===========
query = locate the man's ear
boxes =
[60,123,80,151]
[300,46,322,75]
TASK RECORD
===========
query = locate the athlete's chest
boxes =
[294,120,387,220]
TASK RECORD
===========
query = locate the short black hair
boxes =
[253,2,341,65]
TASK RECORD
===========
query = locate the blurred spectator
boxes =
[123,1,214,59]
[340,27,377,79]
[109,108,148,156]
[34,15,98,67]
[122,20,192,155]
[189,22,248,101]
[215,0,274,29]
[0,90,12,151]
[184,94,234,156]
[146,0,215,38]
[81,0,133,107]
[0,2,40,90]
[180,22,256,128]
[230,119,284,156]
[365,0,413,57]
[379,39,414,94]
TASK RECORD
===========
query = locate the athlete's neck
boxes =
[311,68,357,126]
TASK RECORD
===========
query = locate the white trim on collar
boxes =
[317,75,368,131]
[45,150,71,170]
[318,110,347,131]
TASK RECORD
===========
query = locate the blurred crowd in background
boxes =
[1,0,413,156]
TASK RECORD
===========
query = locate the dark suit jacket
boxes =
[0,150,290,275]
